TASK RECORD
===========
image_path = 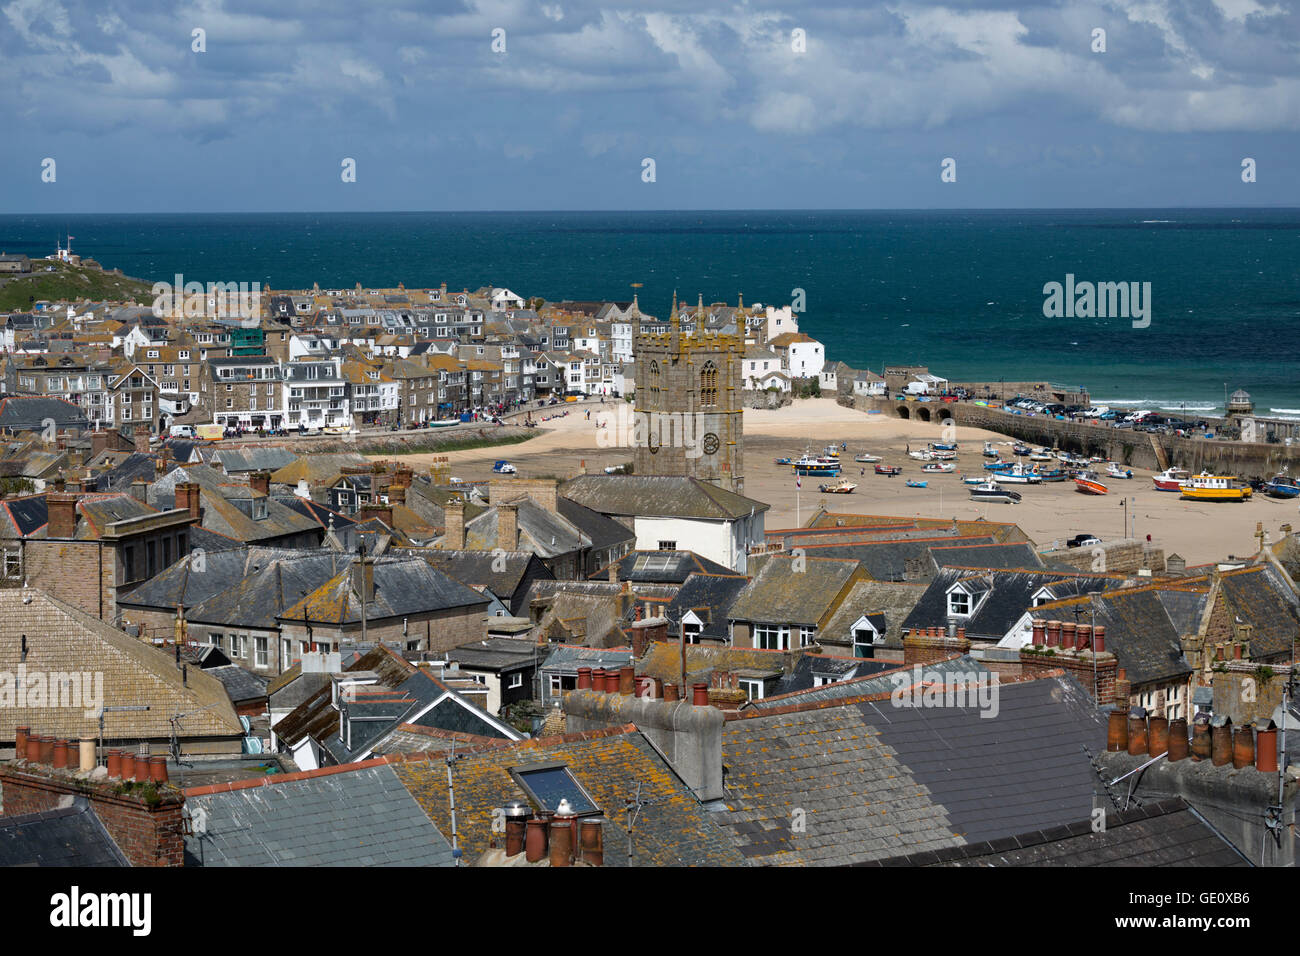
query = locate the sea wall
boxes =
[860,397,1300,479]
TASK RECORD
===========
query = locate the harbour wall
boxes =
[859,397,1300,480]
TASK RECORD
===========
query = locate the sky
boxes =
[3,0,1300,212]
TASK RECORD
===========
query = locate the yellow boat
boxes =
[1180,472,1253,502]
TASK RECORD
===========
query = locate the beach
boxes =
[381,398,1289,566]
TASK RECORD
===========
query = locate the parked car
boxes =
[1067,533,1101,548]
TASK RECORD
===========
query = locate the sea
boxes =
[1,208,1297,417]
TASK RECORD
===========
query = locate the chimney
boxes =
[46,493,78,539]
[131,478,149,503]
[175,482,201,519]
[389,484,406,506]
[351,554,375,604]
[1045,620,1062,648]
[90,430,110,459]
[249,471,271,496]
[630,616,669,658]
[1167,718,1189,762]
[608,561,619,584]
[1031,620,1045,646]
[503,800,530,857]
[443,499,465,549]
[134,425,149,454]
[497,503,518,550]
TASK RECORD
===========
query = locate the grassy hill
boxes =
[0,258,156,312]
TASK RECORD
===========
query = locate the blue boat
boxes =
[905,480,928,488]
[1263,475,1300,499]
[930,441,958,451]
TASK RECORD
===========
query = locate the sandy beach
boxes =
[381,399,1292,566]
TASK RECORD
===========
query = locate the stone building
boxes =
[632,294,744,493]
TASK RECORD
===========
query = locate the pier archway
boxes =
[896,405,911,420]
[917,407,932,423]
[936,408,953,424]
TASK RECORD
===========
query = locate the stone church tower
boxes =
[632,294,744,493]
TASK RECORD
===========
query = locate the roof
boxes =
[0,798,128,867]
[818,580,926,649]
[561,475,769,521]
[598,550,734,585]
[663,573,751,642]
[205,664,269,704]
[728,556,859,626]
[0,587,242,741]
[716,673,1107,865]
[391,726,748,866]
[872,799,1249,867]
[747,654,987,710]
[638,643,789,685]
[183,762,454,867]
[908,568,1117,642]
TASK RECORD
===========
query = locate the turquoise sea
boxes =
[1,209,1297,416]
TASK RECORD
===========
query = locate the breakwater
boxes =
[860,397,1300,479]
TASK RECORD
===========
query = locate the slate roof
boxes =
[279,556,489,626]
[663,573,750,642]
[149,465,321,544]
[818,580,926,649]
[206,664,269,704]
[906,568,1118,642]
[0,396,89,431]
[447,637,539,673]
[391,726,748,866]
[211,447,298,475]
[871,799,1249,867]
[717,673,1107,865]
[1030,586,1197,687]
[557,496,635,551]
[728,556,859,626]
[561,475,769,520]
[541,644,634,672]
[929,542,1044,571]
[1212,565,1300,660]
[597,550,734,585]
[0,798,128,867]
[416,549,553,608]
[183,762,455,867]
[637,643,788,685]
[746,654,988,711]
[781,536,996,582]
[463,497,589,557]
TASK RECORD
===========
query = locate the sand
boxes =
[379,398,1292,565]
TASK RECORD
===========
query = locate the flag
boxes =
[796,475,801,489]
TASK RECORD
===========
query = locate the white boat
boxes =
[990,462,1042,484]
[907,449,933,461]
[854,453,882,463]
[969,479,1021,504]
[1152,467,1191,492]
[921,462,956,473]
[1029,448,1054,462]
[1105,462,1133,480]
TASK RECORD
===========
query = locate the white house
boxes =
[490,288,525,311]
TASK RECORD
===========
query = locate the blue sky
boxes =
[3,0,1299,212]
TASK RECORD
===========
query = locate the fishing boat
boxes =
[1105,462,1133,480]
[823,445,842,458]
[930,441,958,452]
[907,449,933,461]
[962,475,984,485]
[1035,468,1069,482]
[774,456,794,465]
[905,480,928,489]
[430,417,462,428]
[819,478,857,494]
[793,455,840,476]
[983,459,1014,470]
[969,479,1021,504]
[990,462,1042,484]
[854,453,882,463]
[492,460,517,474]
[1263,474,1300,499]
[1029,448,1054,462]
[1152,467,1191,492]
[875,464,903,477]
[1180,473,1253,502]
[982,442,998,458]
[1012,443,1031,457]
[921,462,956,473]
[928,450,957,461]
[1074,471,1109,495]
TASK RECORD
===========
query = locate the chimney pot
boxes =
[692,682,709,706]
[1094,625,1106,653]
[1031,620,1046,646]
[1147,715,1169,757]
[1106,708,1128,752]
[14,726,29,759]
[78,738,95,773]
[1191,717,1212,761]
[618,665,635,696]
[1062,621,1077,650]
[504,801,530,857]
[1232,726,1254,769]
[149,755,168,784]
[1126,713,1148,756]
[576,667,593,691]
[524,818,548,862]
[579,817,604,866]
[1256,724,1279,773]
[548,817,574,867]
[106,749,123,779]
[1167,718,1189,762]
[1211,718,1233,766]
[38,735,54,765]
[603,670,620,694]
[663,682,680,702]
[24,733,40,764]
[52,739,69,769]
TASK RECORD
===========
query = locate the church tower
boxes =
[632,293,744,493]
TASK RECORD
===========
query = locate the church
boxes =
[632,295,745,493]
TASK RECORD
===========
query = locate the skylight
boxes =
[510,762,600,815]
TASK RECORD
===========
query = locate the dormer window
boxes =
[948,588,972,616]
[1032,588,1055,608]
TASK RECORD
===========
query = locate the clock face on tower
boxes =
[702,432,720,456]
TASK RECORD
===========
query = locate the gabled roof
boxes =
[595,550,733,585]
[818,580,927,649]
[662,572,750,642]
[728,556,859,626]
[561,475,769,521]
[717,673,1107,865]
[183,762,454,867]
[0,798,128,867]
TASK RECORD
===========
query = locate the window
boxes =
[230,634,244,658]
[657,541,677,552]
[738,678,764,700]
[700,361,718,407]
[799,625,816,647]
[2,550,19,580]
[754,623,789,651]
[508,673,524,689]
[683,620,702,644]
[255,637,268,667]
[853,628,878,659]
[948,589,971,616]
[510,762,599,815]
[210,633,223,649]
[281,639,291,665]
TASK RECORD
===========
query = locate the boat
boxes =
[921,462,956,473]
[969,479,1021,504]
[1105,462,1133,480]
[1035,468,1069,482]
[984,459,1014,470]
[962,475,984,485]
[430,418,462,428]
[1029,448,1054,462]
[793,455,840,476]
[492,460,517,474]
[854,453,882,463]
[928,449,957,461]
[907,449,933,461]
[990,462,1042,484]
[774,456,794,465]
[1152,467,1191,492]
[930,441,958,451]
[1263,474,1300,499]
[1074,471,1109,495]
[823,445,842,458]
[875,464,902,476]
[982,442,998,458]
[1012,443,1031,456]
[1180,473,1253,502]
[905,480,928,489]
[819,479,857,494]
